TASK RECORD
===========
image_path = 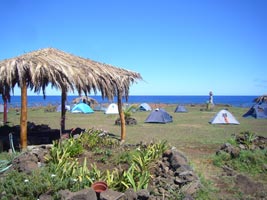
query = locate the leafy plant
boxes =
[123,104,138,119]
[1,136,170,198]
[0,169,68,200]
[213,151,231,167]
[240,131,257,150]
[79,128,119,150]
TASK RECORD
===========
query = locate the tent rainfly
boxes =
[209,109,240,125]
[243,102,267,119]
[0,48,142,149]
[105,103,119,114]
[139,103,152,111]
[174,105,187,113]
[71,102,94,114]
[145,108,173,124]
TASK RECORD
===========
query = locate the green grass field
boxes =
[1,104,267,199]
[3,105,266,146]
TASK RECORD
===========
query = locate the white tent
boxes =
[105,103,119,114]
[56,104,71,112]
[209,109,240,125]
[139,103,152,111]
[0,104,7,113]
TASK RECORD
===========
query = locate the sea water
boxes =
[0,95,257,108]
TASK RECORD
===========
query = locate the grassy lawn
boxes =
[2,104,266,155]
[1,104,267,199]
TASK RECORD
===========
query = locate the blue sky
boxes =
[1,0,266,96]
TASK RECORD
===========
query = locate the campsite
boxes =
[0,103,267,199]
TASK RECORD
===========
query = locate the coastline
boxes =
[0,95,257,108]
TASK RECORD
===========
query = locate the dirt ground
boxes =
[183,145,267,200]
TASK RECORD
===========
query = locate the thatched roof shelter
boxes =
[72,96,98,105]
[0,48,142,149]
[253,95,267,103]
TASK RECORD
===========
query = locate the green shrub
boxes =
[79,128,119,150]
[213,131,267,175]
[212,151,231,167]
[230,149,267,174]
[1,138,170,198]
[0,169,68,200]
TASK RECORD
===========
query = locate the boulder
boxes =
[58,188,97,200]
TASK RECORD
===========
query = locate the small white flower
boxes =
[51,174,56,178]
[24,179,29,183]
[71,178,77,182]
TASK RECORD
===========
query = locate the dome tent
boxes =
[174,105,187,113]
[71,103,94,114]
[139,103,152,111]
[56,104,71,112]
[243,102,267,119]
[145,108,173,124]
[105,103,119,114]
[209,109,239,125]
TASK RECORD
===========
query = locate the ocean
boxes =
[0,95,257,108]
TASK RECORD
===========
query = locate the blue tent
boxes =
[243,103,267,119]
[174,105,187,113]
[71,103,94,114]
[139,103,152,111]
[145,108,173,123]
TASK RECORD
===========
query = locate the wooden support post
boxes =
[3,95,8,124]
[117,91,126,142]
[20,80,28,150]
[60,90,67,136]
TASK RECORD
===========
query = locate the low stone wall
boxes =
[0,123,60,151]
[5,145,200,200]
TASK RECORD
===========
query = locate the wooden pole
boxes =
[3,94,8,124]
[60,90,67,136]
[20,80,28,150]
[117,90,126,142]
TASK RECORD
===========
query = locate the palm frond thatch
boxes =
[0,47,143,99]
[72,96,98,105]
[0,47,143,148]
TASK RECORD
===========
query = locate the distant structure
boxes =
[209,91,214,104]
[206,91,214,111]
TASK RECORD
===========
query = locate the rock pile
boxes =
[149,148,201,199]
[11,145,50,174]
[216,132,267,157]
[115,117,137,125]
[4,146,200,200]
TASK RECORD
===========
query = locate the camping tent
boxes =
[209,109,240,124]
[105,103,119,114]
[139,103,152,111]
[0,104,4,113]
[56,104,71,112]
[71,103,94,114]
[145,108,173,123]
[243,103,267,119]
[94,104,106,112]
[174,105,187,113]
